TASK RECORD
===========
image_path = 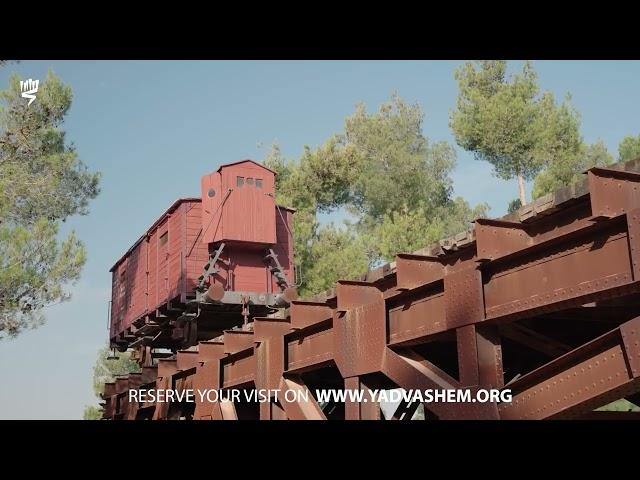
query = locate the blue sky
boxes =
[0,60,638,419]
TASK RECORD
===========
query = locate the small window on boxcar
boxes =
[256,178,263,188]
[207,188,216,198]
[237,176,244,187]
[159,232,168,246]
[246,177,254,186]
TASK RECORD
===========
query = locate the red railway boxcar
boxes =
[109,198,208,343]
[200,160,295,295]
[201,159,277,245]
[109,159,296,351]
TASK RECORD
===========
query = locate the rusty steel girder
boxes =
[500,316,640,419]
[103,161,640,420]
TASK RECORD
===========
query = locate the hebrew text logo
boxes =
[20,79,39,106]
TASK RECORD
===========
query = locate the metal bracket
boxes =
[474,218,530,261]
[196,242,226,291]
[395,253,444,291]
[264,248,290,289]
[588,167,640,218]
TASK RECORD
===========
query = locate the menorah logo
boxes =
[20,78,39,107]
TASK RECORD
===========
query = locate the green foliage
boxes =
[0,219,86,336]
[507,198,522,214]
[597,399,640,412]
[344,95,455,220]
[265,144,319,288]
[265,94,485,296]
[92,345,140,396]
[412,403,425,420]
[303,226,370,294]
[0,71,100,339]
[619,134,640,162]
[450,61,582,202]
[532,140,614,199]
[370,199,487,261]
[83,345,140,419]
[82,405,103,420]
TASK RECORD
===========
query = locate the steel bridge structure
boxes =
[102,159,640,420]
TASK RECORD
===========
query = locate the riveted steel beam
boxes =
[253,316,291,341]
[474,218,531,262]
[344,376,382,420]
[334,282,386,378]
[456,325,479,386]
[278,376,326,420]
[152,358,178,420]
[388,287,445,345]
[219,400,238,420]
[285,318,334,374]
[484,216,638,322]
[500,316,640,419]
[336,280,383,312]
[176,350,199,371]
[395,254,444,291]
[196,339,225,363]
[477,325,504,389]
[588,167,640,218]
[382,347,499,420]
[223,329,254,354]
[221,347,255,388]
[255,330,286,394]
[289,301,333,330]
[192,360,223,420]
[444,265,485,329]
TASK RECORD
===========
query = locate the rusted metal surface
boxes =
[476,326,504,389]
[387,286,445,345]
[289,301,332,330]
[456,325,480,386]
[444,265,484,329]
[344,376,382,420]
[285,319,333,373]
[588,167,640,219]
[278,376,326,420]
[500,317,640,419]
[103,158,640,420]
[395,254,443,290]
[334,282,386,378]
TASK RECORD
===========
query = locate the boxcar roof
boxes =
[109,197,201,272]
[277,205,296,213]
[216,159,277,175]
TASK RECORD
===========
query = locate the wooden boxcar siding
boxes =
[167,208,183,303]
[146,232,157,312]
[147,200,204,309]
[218,163,277,245]
[110,260,125,336]
[201,171,223,245]
[150,219,169,306]
[230,247,271,293]
[109,237,147,337]
[110,199,204,340]
[125,239,147,326]
[184,202,209,294]
[207,206,294,294]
